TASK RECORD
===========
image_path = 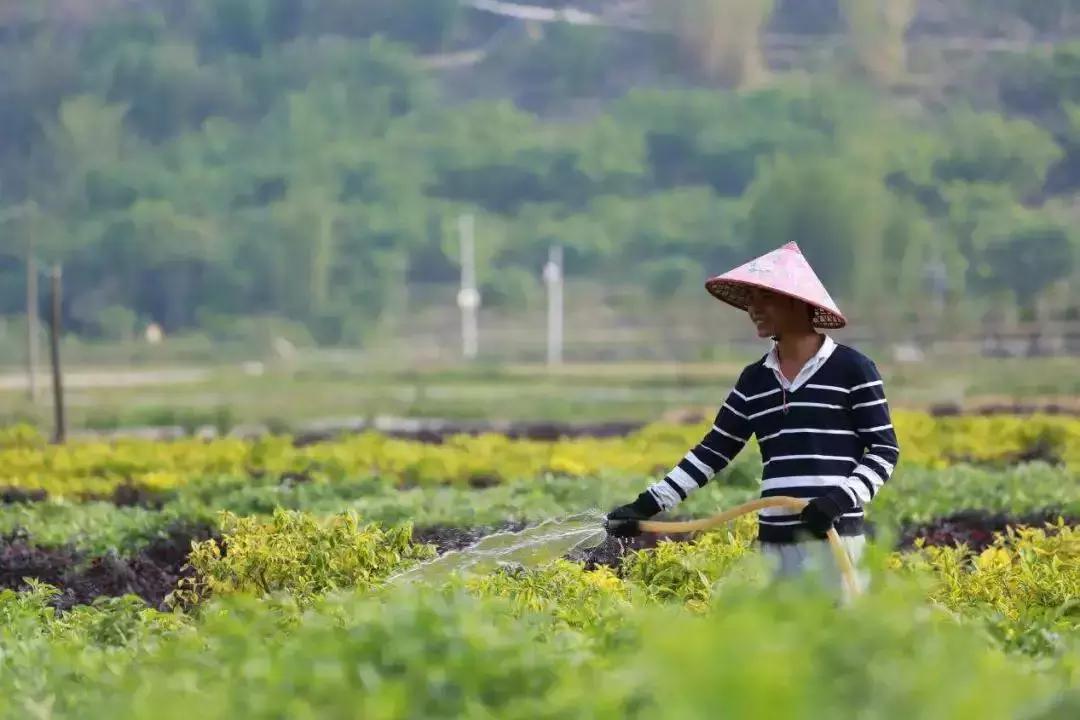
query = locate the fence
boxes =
[358,281,1080,367]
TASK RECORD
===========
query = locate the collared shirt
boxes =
[763,334,837,392]
[644,337,900,544]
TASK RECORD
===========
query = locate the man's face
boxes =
[747,288,804,339]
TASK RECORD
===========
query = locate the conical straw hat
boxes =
[704,242,846,329]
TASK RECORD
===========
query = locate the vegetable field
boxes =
[2,413,1080,719]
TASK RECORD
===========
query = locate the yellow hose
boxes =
[637,496,861,598]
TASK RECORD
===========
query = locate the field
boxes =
[1,412,1080,719]
[3,353,1079,434]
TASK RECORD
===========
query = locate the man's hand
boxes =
[605,492,661,538]
[799,488,856,538]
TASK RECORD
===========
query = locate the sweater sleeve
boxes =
[644,381,753,511]
[839,358,900,508]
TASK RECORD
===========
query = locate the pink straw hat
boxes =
[704,242,847,329]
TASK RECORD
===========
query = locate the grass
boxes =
[1,352,1077,433]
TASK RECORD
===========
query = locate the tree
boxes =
[973,217,1076,316]
[839,0,916,87]
[934,110,1063,198]
[745,154,891,306]
[614,87,832,196]
[659,0,776,87]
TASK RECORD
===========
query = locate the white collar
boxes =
[763,334,836,391]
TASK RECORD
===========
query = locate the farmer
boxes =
[606,242,900,594]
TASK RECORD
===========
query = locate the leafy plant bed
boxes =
[0,523,215,611]
[4,508,1079,612]
[570,510,1080,570]
[5,413,1077,502]
[898,509,1080,552]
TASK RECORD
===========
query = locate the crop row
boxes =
[1,444,1078,719]
[1,412,1077,497]
[1,463,1075,556]
[2,506,1079,719]
[162,505,1079,656]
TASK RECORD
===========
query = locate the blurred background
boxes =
[0,0,1078,434]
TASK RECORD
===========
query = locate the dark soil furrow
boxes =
[897,510,1079,553]
[2,511,1077,610]
[0,487,48,505]
[411,522,529,555]
[0,523,215,611]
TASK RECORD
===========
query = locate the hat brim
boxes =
[704,277,847,330]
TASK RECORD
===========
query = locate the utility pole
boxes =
[543,245,564,366]
[26,232,39,402]
[456,213,480,361]
[48,264,65,444]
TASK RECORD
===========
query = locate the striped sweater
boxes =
[645,339,900,543]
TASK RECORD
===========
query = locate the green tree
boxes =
[745,153,891,305]
[659,0,776,87]
[934,110,1063,198]
[839,0,916,86]
[973,217,1076,315]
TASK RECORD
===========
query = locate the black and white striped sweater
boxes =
[645,340,900,543]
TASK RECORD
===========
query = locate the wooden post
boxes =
[48,264,65,444]
[26,233,39,402]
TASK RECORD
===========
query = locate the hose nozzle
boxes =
[603,516,640,538]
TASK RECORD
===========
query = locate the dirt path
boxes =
[0,367,210,392]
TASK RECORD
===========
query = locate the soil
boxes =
[107,482,168,509]
[897,509,1079,553]
[929,401,1080,417]
[0,487,48,504]
[3,511,1077,611]
[0,522,216,611]
[565,530,697,570]
[295,420,647,446]
[412,522,529,555]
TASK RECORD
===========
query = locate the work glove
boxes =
[604,491,661,538]
[799,488,857,539]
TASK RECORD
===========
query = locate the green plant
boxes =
[893,522,1080,655]
[621,515,759,609]
[170,508,435,608]
[467,559,631,641]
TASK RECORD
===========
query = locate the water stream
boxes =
[389,511,608,586]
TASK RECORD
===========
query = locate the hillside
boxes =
[0,0,1077,349]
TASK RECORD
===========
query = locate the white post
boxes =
[543,245,564,366]
[456,213,480,360]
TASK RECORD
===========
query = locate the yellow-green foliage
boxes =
[466,560,631,637]
[171,509,435,608]
[0,412,1076,497]
[0,424,45,450]
[465,515,761,635]
[896,412,1080,469]
[892,523,1080,654]
[620,514,758,610]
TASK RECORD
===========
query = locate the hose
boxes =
[632,496,861,598]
